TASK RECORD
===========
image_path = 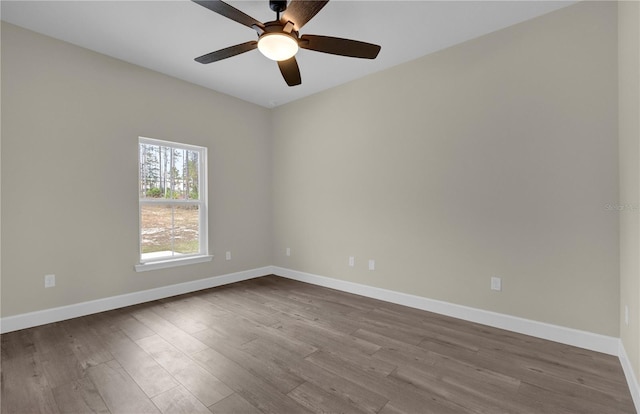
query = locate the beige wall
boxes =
[0,1,625,341]
[619,0,640,385]
[272,1,620,336]
[1,23,273,317]
[1,21,3,321]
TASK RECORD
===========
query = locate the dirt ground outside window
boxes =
[141,204,199,255]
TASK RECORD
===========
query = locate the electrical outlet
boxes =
[625,305,629,326]
[491,277,502,291]
[44,274,56,288]
[368,259,375,271]
[225,251,231,260]
[348,256,355,267]
[286,247,291,256]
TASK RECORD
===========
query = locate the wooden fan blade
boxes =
[277,57,302,86]
[300,35,381,59]
[195,41,258,64]
[280,0,329,31]
[193,0,264,30]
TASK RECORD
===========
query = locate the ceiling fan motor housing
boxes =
[261,21,298,38]
[269,0,287,13]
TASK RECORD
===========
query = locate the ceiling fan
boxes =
[192,0,382,86]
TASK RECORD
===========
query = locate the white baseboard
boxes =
[0,265,623,356]
[1,265,619,354]
[619,341,640,413]
[272,266,620,356]
[2,265,637,410]
[0,266,272,334]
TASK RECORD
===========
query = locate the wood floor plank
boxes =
[240,327,318,358]
[208,393,262,414]
[87,360,160,414]
[516,381,632,414]
[177,295,230,320]
[51,377,110,414]
[473,345,631,401]
[377,401,407,414]
[288,381,371,414]
[1,354,61,414]
[1,328,36,362]
[192,346,313,414]
[355,308,438,346]
[428,341,634,410]
[26,323,90,391]
[131,308,209,355]
[373,308,493,355]
[254,281,373,334]
[193,329,305,394]
[261,276,380,312]
[200,290,281,326]
[306,349,489,414]
[136,334,234,407]
[480,344,629,392]
[240,337,389,414]
[264,298,366,335]
[516,368,635,411]
[38,345,86,390]
[151,385,211,414]
[78,314,178,399]
[391,362,526,414]
[109,336,178,398]
[112,312,157,341]
[147,300,209,334]
[354,327,440,365]
[61,317,114,370]
[274,311,381,356]
[195,314,260,346]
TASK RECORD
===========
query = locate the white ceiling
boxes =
[1,0,576,108]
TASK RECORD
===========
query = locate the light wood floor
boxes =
[1,275,635,413]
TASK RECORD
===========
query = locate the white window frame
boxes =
[135,137,211,272]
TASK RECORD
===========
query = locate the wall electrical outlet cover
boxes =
[44,274,55,288]
[491,277,502,291]
[625,305,629,326]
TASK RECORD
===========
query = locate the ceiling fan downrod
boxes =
[269,0,287,20]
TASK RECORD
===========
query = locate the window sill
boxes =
[135,255,213,272]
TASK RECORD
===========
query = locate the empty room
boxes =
[1,0,639,413]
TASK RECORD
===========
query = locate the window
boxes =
[136,137,210,271]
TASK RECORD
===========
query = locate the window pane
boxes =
[141,204,173,259]
[174,205,200,254]
[139,144,200,200]
[140,143,161,199]
[185,149,200,200]
[139,143,166,199]
[140,204,200,260]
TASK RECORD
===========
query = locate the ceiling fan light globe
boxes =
[258,33,299,61]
